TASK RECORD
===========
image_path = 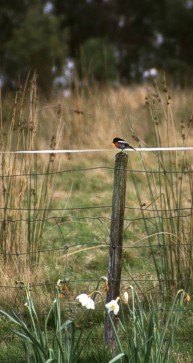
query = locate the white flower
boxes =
[122,291,129,304]
[76,293,89,306]
[85,297,95,309]
[105,298,120,315]
[76,293,95,310]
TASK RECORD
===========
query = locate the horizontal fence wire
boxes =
[1,278,193,290]
[0,166,193,178]
[0,214,193,223]
[1,205,193,212]
[0,241,193,257]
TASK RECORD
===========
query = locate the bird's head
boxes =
[112,137,123,144]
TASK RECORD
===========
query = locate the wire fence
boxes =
[1,148,193,361]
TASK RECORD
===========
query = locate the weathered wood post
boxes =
[0,151,3,207]
[105,151,128,349]
[0,150,4,253]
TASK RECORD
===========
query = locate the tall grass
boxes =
[1,79,193,289]
[1,79,193,292]
[0,75,64,267]
[128,80,193,294]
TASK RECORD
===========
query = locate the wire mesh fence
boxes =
[1,148,193,361]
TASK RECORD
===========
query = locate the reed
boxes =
[0,75,63,267]
[128,80,193,295]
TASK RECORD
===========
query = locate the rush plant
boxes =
[0,76,63,266]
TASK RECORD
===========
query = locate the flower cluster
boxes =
[76,293,120,315]
[75,277,132,314]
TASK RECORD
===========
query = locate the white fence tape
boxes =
[0,147,193,154]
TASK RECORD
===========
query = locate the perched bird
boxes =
[112,137,135,151]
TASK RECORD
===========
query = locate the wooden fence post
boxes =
[0,151,4,244]
[0,151,3,207]
[105,151,128,349]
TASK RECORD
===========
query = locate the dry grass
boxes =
[1,80,193,307]
[37,83,193,159]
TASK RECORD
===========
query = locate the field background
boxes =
[1,80,193,362]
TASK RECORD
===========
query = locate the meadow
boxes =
[1,77,193,362]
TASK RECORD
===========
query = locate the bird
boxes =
[112,137,135,151]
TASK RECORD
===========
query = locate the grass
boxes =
[1,78,193,361]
